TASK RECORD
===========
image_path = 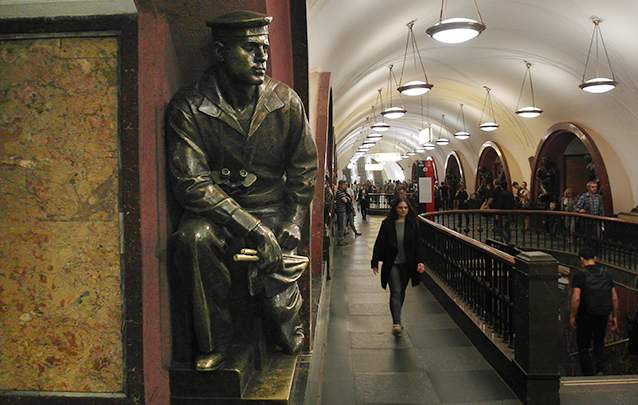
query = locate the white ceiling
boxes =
[308,0,638,211]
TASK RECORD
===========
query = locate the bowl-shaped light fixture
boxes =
[415,147,426,153]
[426,18,486,44]
[424,141,436,150]
[407,151,416,156]
[479,121,499,132]
[436,137,450,146]
[515,106,543,118]
[454,130,470,140]
[579,18,618,94]
[398,80,433,96]
[371,122,390,132]
[381,106,407,119]
[579,77,617,93]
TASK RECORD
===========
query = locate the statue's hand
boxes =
[249,223,283,273]
[277,222,301,252]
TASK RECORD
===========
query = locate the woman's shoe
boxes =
[392,324,403,337]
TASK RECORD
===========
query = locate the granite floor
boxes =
[320,215,520,405]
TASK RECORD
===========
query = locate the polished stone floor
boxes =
[320,215,520,405]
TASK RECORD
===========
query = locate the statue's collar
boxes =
[197,69,285,136]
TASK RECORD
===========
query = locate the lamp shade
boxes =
[371,122,390,132]
[579,77,617,93]
[424,141,436,150]
[398,80,433,96]
[515,106,543,118]
[454,130,470,140]
[479,121,499,132]
[436,137,450,146]
[426,18,486,44]
[381,106,407,119]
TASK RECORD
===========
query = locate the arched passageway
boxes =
[530,122,613,214]
[444,151,466,198]
[475,141,512,200]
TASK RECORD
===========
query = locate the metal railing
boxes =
[420,218,516,347]
[425,209,638,272]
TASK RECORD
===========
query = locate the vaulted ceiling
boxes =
[308,0,638,211]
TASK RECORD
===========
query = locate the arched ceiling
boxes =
[308,0,638,212]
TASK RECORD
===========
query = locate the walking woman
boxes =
[371,198,426,336]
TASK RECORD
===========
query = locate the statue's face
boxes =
[219,35,269,85]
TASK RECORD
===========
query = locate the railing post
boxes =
[512,251,560,405]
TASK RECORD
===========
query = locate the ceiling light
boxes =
[397,21,434,96]
[436,113,450,145]
[407,151,416,156]
[424,141,436,150]
[367,133,383,140]
[380,65,406,119]
[363,140,376,145]
[454,103,471,139]
[579,17,617,94]
[426,1,486,44]
[369,97,391,131]
[515,61,543,118]
[370,152,402,162]
[381,106,407,119]
[365,163,384,171]
[479,86,499,132]
[401,154,409,159]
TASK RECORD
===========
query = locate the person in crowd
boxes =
[391,184,408,206]
[467,192,482,210]
[575,181,604,216]
[570,248,618,375]
[512,181,522,208]
[335,180,349,245]
[434,181,441,211]
[345,183,361,236]
[487,180,515,242]
[358,185,369,221]
[518,181,530,208]
[561,188,576,236]
[545,200,561,235]
[454,184,469,210]
[440,181,450,210]
[371,198,426,336]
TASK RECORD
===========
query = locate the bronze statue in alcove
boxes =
[165,10,317,371]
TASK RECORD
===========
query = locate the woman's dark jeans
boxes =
[388,264,409,324]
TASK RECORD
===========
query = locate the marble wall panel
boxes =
[0,37,122,392]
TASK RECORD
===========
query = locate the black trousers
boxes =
[576,315,609,375]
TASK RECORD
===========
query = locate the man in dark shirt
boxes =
[570,248,619,375]
[488,180,515,242]
[335,180,349,245]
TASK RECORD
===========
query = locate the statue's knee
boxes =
[174,219,221,248]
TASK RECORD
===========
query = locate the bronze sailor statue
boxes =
[166,10,317,371]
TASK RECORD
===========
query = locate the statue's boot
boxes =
[195,351,225,371]
[264,282,304,354]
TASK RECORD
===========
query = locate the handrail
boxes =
[423,209,638,273]
[420,216,515,265]
[423,208,638,226]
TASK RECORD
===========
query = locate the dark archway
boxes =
[475,141,512,200]
[444,151,466,196]
[530,122,613,214]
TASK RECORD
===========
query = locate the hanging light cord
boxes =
[515,62,536,109]
[582,19,616,82]
[439,0,445,22]
[479,86,489,123]
[474,0,485,24]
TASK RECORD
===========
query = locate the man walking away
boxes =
[570,247,619,375]
[335,180,349,245]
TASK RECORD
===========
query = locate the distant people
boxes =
[391,184,408,206]
[454,185,469,210]
[545,201,561,235]
[561,188,576,212]
[570,248,618,376]
[488,180,515,242]
[575,181,604,216]
[384,180,396,195]
[371,198,426,336]
[518,181,530,209]
[467,193,481,210]
[440,181,450,210]
[335,180,349,245]
[346,183,361,237]
[358,187,369,221]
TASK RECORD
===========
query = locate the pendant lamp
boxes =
[515,61,543,118]
[454,103,471,139]
[479,86,499,132]
[436,114,450,145]
[397,20,434,96]
[426,0,486,44]
[579,17,617,94]
[380,65,407,119]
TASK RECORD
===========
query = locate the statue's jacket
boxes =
[166,69,318,241]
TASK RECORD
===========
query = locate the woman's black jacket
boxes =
[371,215,426,290]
